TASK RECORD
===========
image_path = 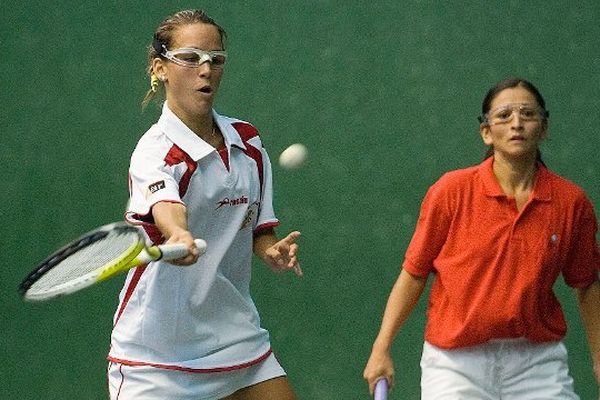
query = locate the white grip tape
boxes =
[158,239,207,261]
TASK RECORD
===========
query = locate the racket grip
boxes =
[156,239,208,261]
[374,378,389,400]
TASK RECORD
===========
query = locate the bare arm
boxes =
[253,228,302,277]
[576,280,600,386]
[151,201,199,265]
[363,268,427,394]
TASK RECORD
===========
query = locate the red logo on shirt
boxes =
[216,195,249,209]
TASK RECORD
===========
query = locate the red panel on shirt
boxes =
[164,144,197,198]
[231,121,259,141]
[218,148,230,171]
[231,122,264,193]
[114,265,147,325]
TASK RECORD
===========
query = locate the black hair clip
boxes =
[152,34,165,56]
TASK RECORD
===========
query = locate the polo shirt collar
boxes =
[218,114,247,151]
[479,156,552,201]
[532,165,552,201]
[480,157,504,197]
[157,102,246,161]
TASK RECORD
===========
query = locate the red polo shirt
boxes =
[403,157,600,349]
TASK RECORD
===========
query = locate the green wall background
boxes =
[2,1,599,398]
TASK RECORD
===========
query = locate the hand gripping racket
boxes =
[19,221,207,301]
[374,378,389,400]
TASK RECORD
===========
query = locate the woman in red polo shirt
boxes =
[364,78,600,399]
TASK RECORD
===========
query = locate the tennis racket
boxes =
[374,378,389,400]
[19,221,207,301]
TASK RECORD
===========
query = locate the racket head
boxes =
[19,222,145,301]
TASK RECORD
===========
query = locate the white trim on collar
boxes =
[214,109,247,151]
[156,102,249,160]
[157,103,215,161]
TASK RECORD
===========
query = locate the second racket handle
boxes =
[374,378,389,400]
[158,239,208,261]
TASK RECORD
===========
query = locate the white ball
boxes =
[278,143,307,169]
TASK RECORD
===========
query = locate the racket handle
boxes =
[158,239,208,261]
[374,378,389,400]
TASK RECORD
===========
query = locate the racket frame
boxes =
[19,222,204,301]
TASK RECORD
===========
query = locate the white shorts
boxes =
[107,353,286,400]
[420,339,579,400]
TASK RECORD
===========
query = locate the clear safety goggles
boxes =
[162,47,227,69]
[479,103,548,126]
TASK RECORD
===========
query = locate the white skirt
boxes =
[107,353,286,400]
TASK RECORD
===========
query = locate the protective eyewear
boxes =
[162,46,227,69]
[479,103,548,126]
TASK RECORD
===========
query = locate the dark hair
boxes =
[142,10,227,106]
[480,77,548,118]
[480,78,549,165]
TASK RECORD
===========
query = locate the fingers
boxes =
[176,241,200,265]
[293,263,304,278]
[365,375,392,395]
[259,231,302,276]
[288,242,298,259]
[169,252,198,266]
[171,251,199,266]
[364,352,394,395]
[287,244,303,277]
[274,234,303,277]
[282,231,301,245]
[165,231,200,266]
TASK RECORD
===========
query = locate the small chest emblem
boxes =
[240,202,260,230]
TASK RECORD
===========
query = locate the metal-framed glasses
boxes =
[479,103,548,126]
[161,46,227,69]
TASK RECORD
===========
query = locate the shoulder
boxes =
[440,164,480,184]
[544,168,585,193]
[136,123,171,146]
[416,165,480,213]
[430,164,480,194]
[219,114,260,138]
[130,124,174,162]
[542,168,592,207]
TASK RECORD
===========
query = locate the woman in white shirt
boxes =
[107,9,301,400]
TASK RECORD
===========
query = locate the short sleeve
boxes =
[562,195,600,288]
[402,176,454,277]
[125,133,185,225]
[254,144,279,232]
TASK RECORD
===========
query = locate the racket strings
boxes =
[26,230,140,294]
